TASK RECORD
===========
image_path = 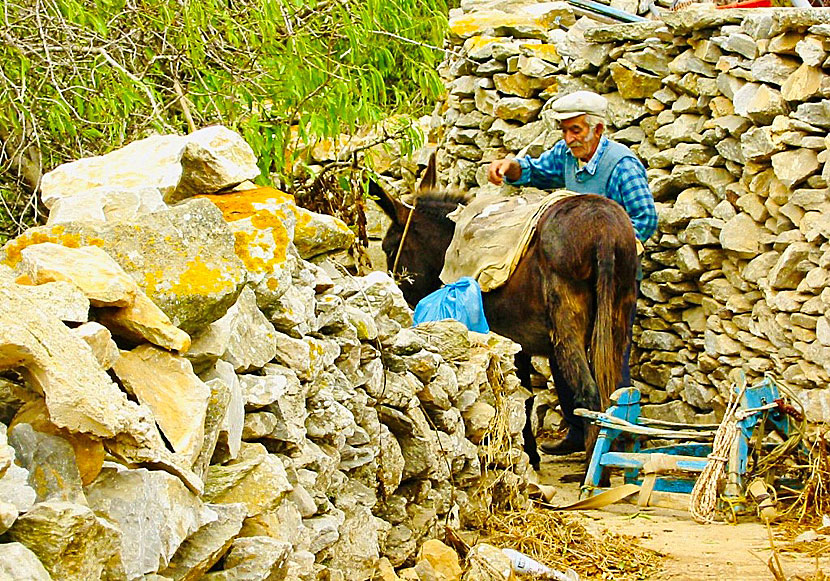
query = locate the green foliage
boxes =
[0,0,450,241]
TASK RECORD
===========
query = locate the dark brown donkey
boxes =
[373,156,639,470]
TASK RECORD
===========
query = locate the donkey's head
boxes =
[373,152,470,305]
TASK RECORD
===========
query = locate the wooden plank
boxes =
[599,451,708,472]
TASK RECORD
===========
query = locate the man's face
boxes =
[561,115,602,162]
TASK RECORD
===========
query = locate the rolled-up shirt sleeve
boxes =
[505,141,568,190]
[606,157,657,242]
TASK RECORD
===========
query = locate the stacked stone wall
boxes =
[0,127,529,579]
[436,3,830,427]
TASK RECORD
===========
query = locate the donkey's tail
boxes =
[591,235,622,410]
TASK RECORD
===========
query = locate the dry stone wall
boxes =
[435,2,830,430]
[0,127,530,579]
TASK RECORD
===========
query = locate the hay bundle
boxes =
[482,507,662,580]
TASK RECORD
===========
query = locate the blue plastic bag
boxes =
[413,276,490,333]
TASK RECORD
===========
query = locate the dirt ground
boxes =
[537,453,830,580]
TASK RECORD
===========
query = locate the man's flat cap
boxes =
[548,90,607,120]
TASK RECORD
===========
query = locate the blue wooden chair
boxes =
[576,377,793,510]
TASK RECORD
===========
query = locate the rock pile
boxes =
[435,2,830,430]
[0,126,530,579]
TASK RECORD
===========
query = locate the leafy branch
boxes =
[0,0,451,243]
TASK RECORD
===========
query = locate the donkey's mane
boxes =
[414,189,472,219]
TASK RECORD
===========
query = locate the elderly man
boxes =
[488,90,657,456]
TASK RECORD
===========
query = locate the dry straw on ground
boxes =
[482,506,662,580]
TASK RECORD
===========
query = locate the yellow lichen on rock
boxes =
[198,186,294,274]
[171,258,239,297]
[196,186,295,222]
[522,43,562,63]
[140,257,236,298]
[449,11,545,39]
[2,227,104,268]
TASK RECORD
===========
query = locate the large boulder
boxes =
[39,125,259,210]
[3,198,247,334]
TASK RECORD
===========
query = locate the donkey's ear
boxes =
[417,150,438,193]
[368,179,409,226]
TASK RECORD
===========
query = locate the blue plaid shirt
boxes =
[507,137,657,242]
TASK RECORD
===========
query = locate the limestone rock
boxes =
[0,542,52,580]
[193,376,232,480]
[15,280,89,324]
[47,186,166,226]
[747,85,788,125]
[326,504,386,580]
[267,284,316,337]
[261,365,308,444]
[798,388,830,423]
[378,406,447,481]
[610,62,662,99]
[584,21,668,43]
[7,500,123,581]
[219,286,278,373]
[198,187,296,309]
[200,360,244,461]
[720,213,763,257]
[0,278,169,452]
[40,126,256,208]
[463,402,496,444]
[412,320,472,361]
[449,10,550,41]
[204,443,292,517]
[294,206,355,259]
[71,322,120,370]
[4,198,247,334]
[172,125,260,203]
[417,539,463,581]
[463,543,512,581]
[781,64,825,101]
[493,72,555,98]
[160,502,248,581]
[604,92,649,129]
[17,243,137,307]
[772,149,820,188]
[0,433,36,513]
[97,291,192,353]
[8,400,105,487]
[113,344,211,462]
[86,465,215,579]
[202,536,291,581]
[493,96,543,123]
[186,314,232,373]
[741,126,783,161]
[769,243,811,289]
[39,133,187,210]
[750,53,799,86]
[8,423,86,504]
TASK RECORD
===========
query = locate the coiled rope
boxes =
[689,383,747,524]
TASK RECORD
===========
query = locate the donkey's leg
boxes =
[546,354,585,451]
[546,283,601,460]
[514,351,541,470]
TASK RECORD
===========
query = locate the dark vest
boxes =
[563,140,637,195]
